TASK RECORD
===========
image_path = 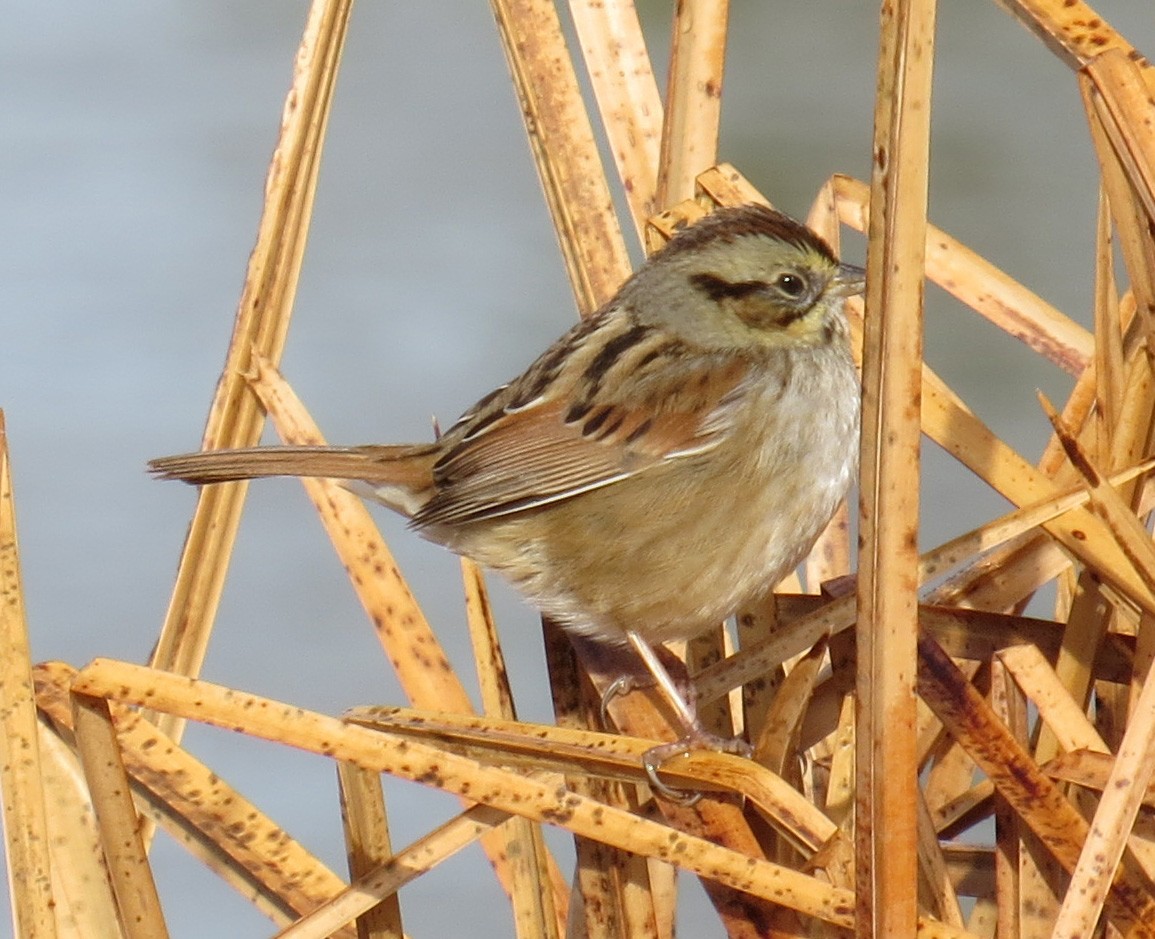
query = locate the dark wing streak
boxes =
[413,357,752,529]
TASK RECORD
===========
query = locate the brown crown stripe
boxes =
[657,203,837,265]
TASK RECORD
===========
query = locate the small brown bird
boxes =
[151,204,863,790]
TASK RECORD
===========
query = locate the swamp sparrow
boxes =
[151,204,864,790]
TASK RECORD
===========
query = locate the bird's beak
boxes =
[828,262,866,297]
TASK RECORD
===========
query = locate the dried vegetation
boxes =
[4,1,1155,936]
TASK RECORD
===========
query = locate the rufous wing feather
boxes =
[413,354,751,526]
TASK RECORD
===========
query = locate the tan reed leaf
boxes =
[641,198,709,253]
[71,693,168,939]
[1094,188,1126,461]
[822,695,856,832]
[1042,394,1155,594]
[860,8,945,929]
[242,355,468,710]
[1042,749,1155,806]
[489,0,631,314]
[0,412,58,938]
[656,0,729,208]
[274,805,511,939]
[965,897,998,939]
[930,779,995,836]
[923,367,1155,618]
[1082,73,1155,348]
[1085,49,1155,229]
[335,762,402,939]
[995,642,1109,752]
[750,637,827,780]
[833,174,1093,375]
[1008,646,1155,934]
[801,177,857,595]
[243,353,566,910]
[988,654,1030,939]
[345,705,837,857]
[540,624,660,939]
[462,560,516,722]
[920,456,1155,587]
[695,163,773,211]
[567,0,663,236]
[918,634,1155,937]
[461,559,564,937]
[916,790,966,930]
[735,592,786,758]
[1133,610,1155,720]
[998,0,1134,70]
[71,659,877,932]
[1106,350,1155,500]
[35,721,122,937]
[687,626,740,747]
[923,732,979,823]
[148,0,354,744]
[35,662,356,934]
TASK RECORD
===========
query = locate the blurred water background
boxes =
[5,3,1155,935]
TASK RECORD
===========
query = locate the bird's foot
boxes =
[643,728,753,804]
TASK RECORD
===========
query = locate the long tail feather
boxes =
[148,444,434,489]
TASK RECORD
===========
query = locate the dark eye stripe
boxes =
[689,273,768,302]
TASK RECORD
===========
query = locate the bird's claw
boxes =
[642,732,753,804]
[599,674,641,728]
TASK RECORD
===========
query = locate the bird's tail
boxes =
[149,444,439,516]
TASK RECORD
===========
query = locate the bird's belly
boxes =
[439,357,859,647]
[451,436,854,646]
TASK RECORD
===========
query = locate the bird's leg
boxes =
[621,630,752,801]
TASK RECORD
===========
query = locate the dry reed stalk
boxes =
[541,624,660,939]
[1001,0,1137,69]
[0,413,57,939]
[915,790,965,929]
[335,761,403,939]
[1085,50,1155,226]
[11,2,1155,936]
[1094,189,1126,461]
[147,0,353,744]
[567,0,663,236]
[461,559,563,938]
[70,694,168,939]
[274,805,511,939]
[655,0,728,207]
[856,6,935,934]
[918,635,1155,937]
[71,660,868,932]
[989,655,1025,938]
[341,706,838,855]
[236,354,568,910]
[35,722,121,936]
[734,593,786,753]
[1051,655,1155,937]
[35,663,356,933]
[488,0,631,314]
[804,181,856,593]
[995,644,1110,754]
[833,175,1093,374]
[1044,749,1155,805]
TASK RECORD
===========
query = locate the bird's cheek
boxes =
[728,296,780,331]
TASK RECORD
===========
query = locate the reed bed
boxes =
[4,1,1155,936]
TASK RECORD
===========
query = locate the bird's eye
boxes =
[774,272,807,298]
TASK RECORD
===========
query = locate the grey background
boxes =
[5,3,1153,935]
